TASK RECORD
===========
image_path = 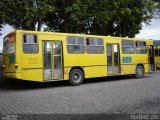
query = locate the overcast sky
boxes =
[0,18,160,51]
[136,18,160,40]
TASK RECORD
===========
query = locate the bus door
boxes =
[149,45,155,71]
[43,41,63,80]
[107,44,120,75]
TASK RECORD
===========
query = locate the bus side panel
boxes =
[21,54,43,69]
[20,33,43,81]
[63,66,107,80]
[22,69,43,82]
[121,65,136,75]
[84,66,107,78]
[63,68,71,80]
[144,64,149,73]
[64,52,107,79]
[121,64,149,75]
[121,53,149,74]
[155,57,160,68]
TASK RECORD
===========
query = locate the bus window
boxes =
[122,40,135,54]
[136,41,147,54]
[23,34,38,53]
[67,36,85,54]
[86,38,104,54]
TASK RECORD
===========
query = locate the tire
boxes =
[135,65,144,78]
[69,69,84,86]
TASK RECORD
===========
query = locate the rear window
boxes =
[3,33,16,55]
[23,34,38,53]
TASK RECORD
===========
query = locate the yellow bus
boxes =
[154,42,160,69]
[2,30,155,85]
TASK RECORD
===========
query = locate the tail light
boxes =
[15,64,18,70]
[2,65,4,71]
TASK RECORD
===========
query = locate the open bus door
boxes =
[43,41,63,81]
[149,45,155,71]
[107,44,120,75]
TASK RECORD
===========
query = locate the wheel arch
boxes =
[136,63,144,70]
[69,66,85,78]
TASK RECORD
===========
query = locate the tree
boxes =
[0,0,156,37]
[0,1,5,36]
[154,0,160,17]
[44,0,86,33]
[105,0,155,37]
[1,0,55,31]
[44,0,155,37]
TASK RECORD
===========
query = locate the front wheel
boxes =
[135,65,144,78]
[69,69,84,86]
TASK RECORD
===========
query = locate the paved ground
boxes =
[0,71,160,119]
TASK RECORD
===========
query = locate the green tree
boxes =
[44,0,86,33]
[1,0,55,31]
[45,0,155,37]
[106,0,155,37]
[0,0,156,37]
[0,1,6,36]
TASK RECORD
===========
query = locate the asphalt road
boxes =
[0,71,160,120]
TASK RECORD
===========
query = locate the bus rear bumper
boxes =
[3,72,22,79]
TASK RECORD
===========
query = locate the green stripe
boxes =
[122,57,132,63]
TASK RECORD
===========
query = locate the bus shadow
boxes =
[84,75,150,84]
[0,79,68,91]
[0,75,152,90]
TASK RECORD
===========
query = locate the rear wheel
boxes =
[135,65,144,78]
[69,69,84,86]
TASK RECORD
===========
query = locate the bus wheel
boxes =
[135,65,144,78]
[69,69,84,86]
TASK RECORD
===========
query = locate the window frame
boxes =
[135,41,147,54]
[121,40,135,54]
[86,37,104,54]
[67,36,85,54]
[23,34,39,54]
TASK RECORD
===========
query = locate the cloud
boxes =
[136,18,160,40]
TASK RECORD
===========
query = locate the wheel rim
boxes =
[137,68,143,75]
[72,72,81,82]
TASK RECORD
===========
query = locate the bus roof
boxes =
[4,30,153,42]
